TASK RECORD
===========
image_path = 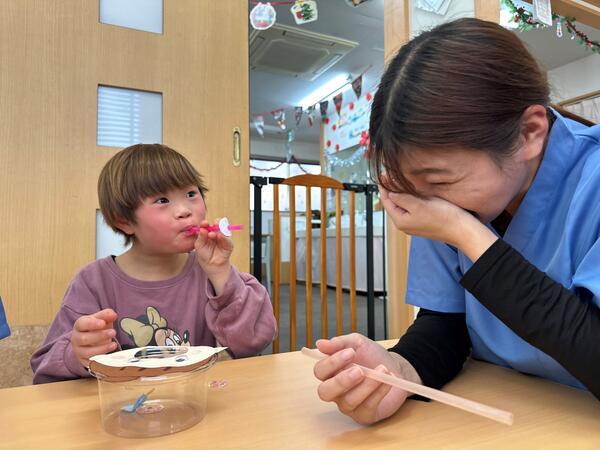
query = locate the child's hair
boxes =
[98,143,208,245]
[369,17,554,195]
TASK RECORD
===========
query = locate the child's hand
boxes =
[71,308,118,368]
[195,219,234,295]
[195,219,234,274]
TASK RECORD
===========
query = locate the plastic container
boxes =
[95,354,217,438]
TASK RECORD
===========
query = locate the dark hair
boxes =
[369,18,552,194]
[98,143,208,245]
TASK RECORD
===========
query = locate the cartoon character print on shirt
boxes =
[120,306,191,348]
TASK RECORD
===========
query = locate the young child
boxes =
[31,144,277,383]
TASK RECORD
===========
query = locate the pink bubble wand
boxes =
[186,217,243,237]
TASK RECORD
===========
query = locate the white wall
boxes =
[548,54,600,103]
[250,136,320,162]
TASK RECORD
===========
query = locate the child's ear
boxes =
[115,218,135,235]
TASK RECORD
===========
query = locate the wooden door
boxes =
[0,0,249,326]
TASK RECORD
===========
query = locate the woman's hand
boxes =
[379,185,498,262]
[313,333,414,425]
[195,219,234,295]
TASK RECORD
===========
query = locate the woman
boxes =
[312,17,600,425]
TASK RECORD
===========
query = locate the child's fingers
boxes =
[74,315,110,332]
[72,328,116,347]
[92,308,118,325]
[77,341,118,361]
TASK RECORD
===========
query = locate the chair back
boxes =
[270,174,358,352]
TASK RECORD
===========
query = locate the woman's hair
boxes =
[369,18,553,194]
[98,143,208,245]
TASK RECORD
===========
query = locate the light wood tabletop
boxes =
[1,341,599,449]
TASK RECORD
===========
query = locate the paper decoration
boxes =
[533,0,553,27]
[290,0,318,25]
[294,106,303,126]
[333,92,343,116]
[250,2,277,30]
[253,114,265,137]
[414,0,451,16]
[319,100,329,119]
[351,75,362,99]
[272,108,286,130]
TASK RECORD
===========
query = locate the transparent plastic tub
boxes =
[95,354,217,438]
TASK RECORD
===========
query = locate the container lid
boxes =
[89,346,226,382]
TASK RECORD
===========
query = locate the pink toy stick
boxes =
[186,217,243,237]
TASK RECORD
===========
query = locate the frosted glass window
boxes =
[99,0,163,34]
[96,210,131,259]
[97,86,162,148]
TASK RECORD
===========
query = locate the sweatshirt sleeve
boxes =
[204,267,276,357]
[30,275,100,384]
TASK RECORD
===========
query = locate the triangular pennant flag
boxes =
[272,109,286,130]
[352,75,362,99]
[294,106,303,126]
[306,105,315,127]
[253,115,265,137]
[319,100,329,120]
[333,92,343,116]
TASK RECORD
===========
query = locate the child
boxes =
[312,18,600,425]
[31,144,277,383]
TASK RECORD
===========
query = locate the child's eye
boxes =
[186,190,198,198]
[155,197,169,204]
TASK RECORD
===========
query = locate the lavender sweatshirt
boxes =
[31,253,277,384]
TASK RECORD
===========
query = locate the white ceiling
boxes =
[249,0,599,153]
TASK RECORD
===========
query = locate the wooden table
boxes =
[1,342,599,449]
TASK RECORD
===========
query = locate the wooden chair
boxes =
[270,174,358,353]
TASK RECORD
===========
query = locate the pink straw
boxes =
[186,223,243,235]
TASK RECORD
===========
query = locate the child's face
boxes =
[126,185,206,254]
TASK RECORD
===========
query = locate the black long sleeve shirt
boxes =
[389,237,600,399]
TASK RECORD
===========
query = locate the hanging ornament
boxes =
[556,19,563,38]
[290,0,318,25]
[319,100,329,120]
[294,106,303,126]
[333,92,343,116]
[272,108,286,130]
[306,105,316,126]
[351,75,363,99]
[250,2,277,30]
[344,0,371,7]
[285,130,295,162]
[252,114,265,137]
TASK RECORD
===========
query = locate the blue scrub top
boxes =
[0,297,9,340]
[406,110,600,390]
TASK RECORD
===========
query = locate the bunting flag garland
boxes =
[306,105,316,126]
[294,106,303,126]
[333,92,343,116]
[351,75,362,100]
[272,108,286,130]
[252,114,265,137]
[319,100,329,119]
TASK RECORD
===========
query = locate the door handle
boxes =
[233,127,241,167]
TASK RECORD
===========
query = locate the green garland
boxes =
[502,0,600,54]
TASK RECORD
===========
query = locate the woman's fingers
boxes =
[317,365,365,402]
